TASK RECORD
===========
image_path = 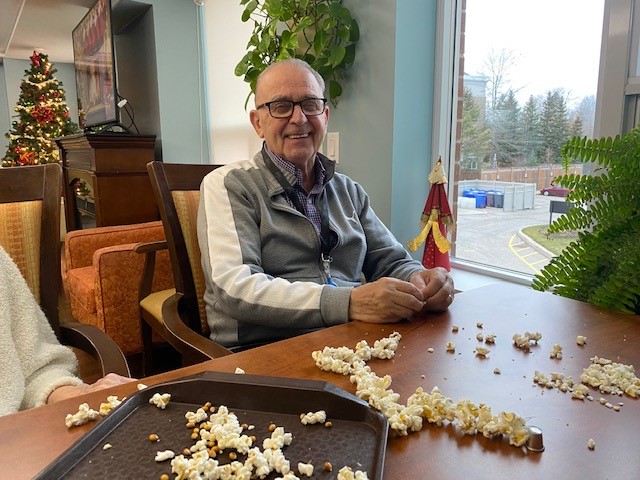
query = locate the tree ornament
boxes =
[407,157,455,271]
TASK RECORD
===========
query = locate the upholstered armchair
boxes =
[63,221,174,355]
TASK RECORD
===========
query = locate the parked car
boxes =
[540,185,570,197]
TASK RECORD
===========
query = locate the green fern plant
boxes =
[531,127,640,315]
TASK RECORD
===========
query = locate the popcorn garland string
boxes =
[311,332,531,448]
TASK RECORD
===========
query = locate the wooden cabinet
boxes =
[56,133,159,231]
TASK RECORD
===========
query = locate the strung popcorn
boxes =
[65,403,99,428]
[149,392,171,409]
[300,410,326,425]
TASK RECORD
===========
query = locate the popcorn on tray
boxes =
[149,392,171,409]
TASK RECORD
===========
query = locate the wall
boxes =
[202,1,435,247]
[0,64,10,154]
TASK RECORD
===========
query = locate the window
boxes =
[434,0,608,280]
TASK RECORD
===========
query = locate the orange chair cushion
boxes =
[66,266,98,315]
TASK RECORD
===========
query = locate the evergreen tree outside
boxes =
[492,89,521,166]
[461,87,490,169]
[2,51,78,167]
[520,96,543,165]
[539,90,570,163]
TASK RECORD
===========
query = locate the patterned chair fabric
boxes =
[0,201,42,303]
[64,221,174,355]
[172,190,209,336]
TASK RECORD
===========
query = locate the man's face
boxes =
[250,63,329,169]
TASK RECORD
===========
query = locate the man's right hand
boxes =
[348,277,425,323]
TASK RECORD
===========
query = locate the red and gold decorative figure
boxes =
[407,156,454,271]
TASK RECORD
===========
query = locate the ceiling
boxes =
[0,0,96,64]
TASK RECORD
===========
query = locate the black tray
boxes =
[36,371,387,479]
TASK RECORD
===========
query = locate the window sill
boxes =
[450,259,532,293]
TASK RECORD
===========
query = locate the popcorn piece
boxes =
[155,450,175,462]
[484,334,496,344]
[476,322,483,329]
[549,344,563,360]
[475,346,489,357]
[572,384,589,400]
[300,410,327,425]
[579,357,639,398]
[136,383,148,390]
[445,342,455,352]
[513,331,542,349]
[493,368,501,375]
[298,462,314,477]
[149,393,171,409]
[185,408,207,424]
[427,347,435,353]
[451,325,459,332]
[103,443,112,450]
[587,438,596,450]
[337,466,370,480]
[65,403,99,428]
[235,367,245,374]
[576,335,587,346]
[99,395,122,416]
[476,333,484,342]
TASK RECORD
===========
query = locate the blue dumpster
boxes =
[494,191,504,208]
[463,189,476,198]
[474,192,487,208]
[486,191,495,207]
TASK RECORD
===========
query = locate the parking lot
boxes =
[454,194,564,275]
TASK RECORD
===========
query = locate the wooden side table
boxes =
[56,133,159,231]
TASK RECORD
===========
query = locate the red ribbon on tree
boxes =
[31,106,55,123]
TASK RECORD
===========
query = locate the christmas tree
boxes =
[2,51,79,167]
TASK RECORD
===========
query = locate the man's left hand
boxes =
[409,267,455,312]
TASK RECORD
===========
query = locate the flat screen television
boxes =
[72,0,119,130]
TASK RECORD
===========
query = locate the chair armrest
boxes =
[162,293,232,365]
[134,240,169,302]
[65,221,165,270]
[59,321,131,377]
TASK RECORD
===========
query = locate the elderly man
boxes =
[198,58,454,350]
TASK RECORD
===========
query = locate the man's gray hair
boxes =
[255,58,325,103]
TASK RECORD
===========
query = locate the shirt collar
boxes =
[263,143,326,193]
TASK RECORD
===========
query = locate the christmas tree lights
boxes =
[2,51,79,167]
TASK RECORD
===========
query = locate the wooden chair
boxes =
[0,164,130,378]
[138,161,231,374]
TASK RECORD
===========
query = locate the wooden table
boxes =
[2,284,639,479]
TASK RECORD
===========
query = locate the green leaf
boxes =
[313,29,329,55]
[330,45,346,67]
[329,79,342,100]
[241,0,258,22]
[349,19,360,42]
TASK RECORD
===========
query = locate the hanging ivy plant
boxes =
[235,0,359,107]
[531,127,640,315]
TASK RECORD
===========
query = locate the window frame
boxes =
[431,0,632,284]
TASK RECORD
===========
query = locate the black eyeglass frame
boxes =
[256,98,328,118]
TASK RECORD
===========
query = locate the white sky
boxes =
[464,0,605,107]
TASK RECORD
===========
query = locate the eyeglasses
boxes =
[256,98,327,118]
